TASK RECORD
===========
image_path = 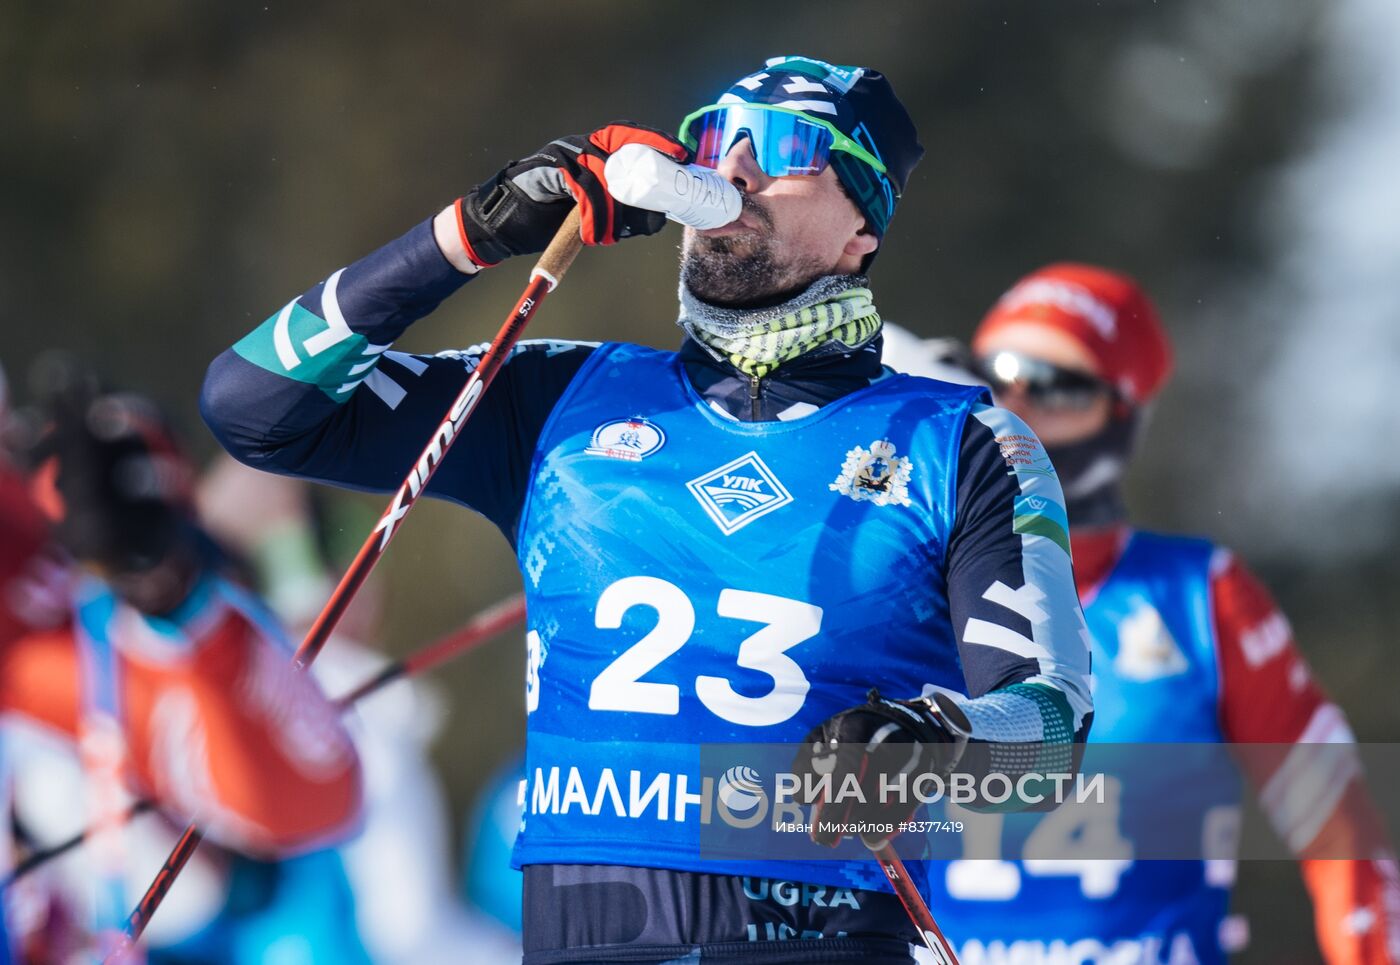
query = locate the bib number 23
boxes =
[586,576,823,727]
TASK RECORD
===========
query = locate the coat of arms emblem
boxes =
[830,439,913,507]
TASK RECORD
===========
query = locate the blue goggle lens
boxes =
[690,106,835,178]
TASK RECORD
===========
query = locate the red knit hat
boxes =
[972,263,1173,405]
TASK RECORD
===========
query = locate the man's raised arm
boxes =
[201,123,690,539]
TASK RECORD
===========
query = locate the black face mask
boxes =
[1043,407,1142,529]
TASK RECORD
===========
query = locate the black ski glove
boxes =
[455,122,690,267]
[795,688,972,848]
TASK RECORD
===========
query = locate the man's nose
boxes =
[714,135,770,194]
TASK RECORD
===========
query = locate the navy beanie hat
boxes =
[714,55,923,237]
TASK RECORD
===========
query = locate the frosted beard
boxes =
[678,196,828,309]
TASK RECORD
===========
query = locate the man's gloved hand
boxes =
[455,122,690,267]
[795,689,972,848]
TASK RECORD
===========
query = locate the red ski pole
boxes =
[871,842,961,964]
[109,210,582,959]
[333,592,527,709]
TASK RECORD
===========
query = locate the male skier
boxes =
[0,374,361,960]
[891,264,1400,963]
[201,57,1093,962]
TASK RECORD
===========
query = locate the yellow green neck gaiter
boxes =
[680,276,883,379]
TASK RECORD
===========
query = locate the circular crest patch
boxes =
[584,418,666,462]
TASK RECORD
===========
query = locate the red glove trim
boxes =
[589,124,689,162]
[558,169,605,246]
[454,196,498,268]
[578,155,620,246]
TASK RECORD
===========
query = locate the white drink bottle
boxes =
[604,143,743,230]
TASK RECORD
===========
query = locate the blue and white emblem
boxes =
[686,451,793,535]
[584,417,666,461]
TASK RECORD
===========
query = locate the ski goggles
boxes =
[973,350,1117,410]
[678,103,890,182]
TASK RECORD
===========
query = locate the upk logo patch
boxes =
[686,452,793,535]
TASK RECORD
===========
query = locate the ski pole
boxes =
[4,592,528,891]
[333,592,526,709]
[870,842,960,964]
[0,801,154,892]
[110,210,582,959]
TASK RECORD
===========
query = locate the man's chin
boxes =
[679,229,826,308]
[681,252,761,305]
[686,226,760,257]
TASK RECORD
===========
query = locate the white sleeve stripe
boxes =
[1264,747,1360,853]
[362,368,406,409]
[304,268,354,356]
[385,351,429,376]
[1298,702,1355,746]
[962,618,1052,661]
[1259,703,1359,851]
[271,301,300,370]
[983,579,1049,624]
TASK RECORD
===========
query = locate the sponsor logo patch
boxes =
[687,452,793,535]
[585,418,666,462]
[829,439,913,507]
[994,433,1057,477]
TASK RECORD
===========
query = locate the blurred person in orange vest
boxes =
[193,455,521,964]
[0,363,361,961]
[885,265,1400,963]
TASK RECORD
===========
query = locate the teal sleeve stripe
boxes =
[232,300,380,403]
[1012,513,1072,558]
[1004,682,1074,744]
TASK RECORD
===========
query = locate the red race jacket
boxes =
[1076,525,1400,964]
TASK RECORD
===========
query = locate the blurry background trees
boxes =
[3,1,1395,960]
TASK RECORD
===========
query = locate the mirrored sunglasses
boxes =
[973,350,1116,410]
[678,102,888,181]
